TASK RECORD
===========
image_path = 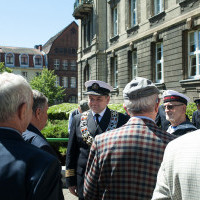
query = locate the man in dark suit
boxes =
[22,89,57,157]
[192,99,200,129]
[65,80,129,200]
[0,72,62,200]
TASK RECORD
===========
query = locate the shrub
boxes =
[48,103,78,120]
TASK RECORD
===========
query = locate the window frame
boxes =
[70,77,77,88]
[34,55,42,68]
[188,30,200,78]
[20,54,29,67]
[154,0,164,15]
[54,59,60,70]
[130,0,137,27]
[113,56,118,88]
[155,42,164,83]
[62,60,68,70]
[131,51,138,79]
[62,77,68,88]
[112,6,118,37]
[5,52,14,66]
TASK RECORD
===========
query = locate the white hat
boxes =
[85,80,113,96]
[163,90,190,105]
[123,77,159,100]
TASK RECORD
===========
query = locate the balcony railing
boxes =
[73,0,93,19]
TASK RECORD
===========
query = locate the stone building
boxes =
[43,21,78,103]
[74,0,200,103]
[0,45,46,82]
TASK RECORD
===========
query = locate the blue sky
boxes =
[0,0,76,48]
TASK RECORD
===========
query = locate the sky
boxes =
[0,0,77,48]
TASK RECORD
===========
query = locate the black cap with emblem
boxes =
[85,80,113,96]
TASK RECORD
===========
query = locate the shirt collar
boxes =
[92,107,107,117]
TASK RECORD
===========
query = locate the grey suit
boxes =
[152,130,200,200]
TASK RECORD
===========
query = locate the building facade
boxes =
[74,0,200,103]
[43,21,78,103]
[0,45,45,82]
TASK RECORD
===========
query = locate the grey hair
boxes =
[32,90,48,115]
[0,72,32,122]
[124,94,159,115]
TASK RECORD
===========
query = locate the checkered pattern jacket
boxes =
[84,117,176,200]
[152,130,200,200]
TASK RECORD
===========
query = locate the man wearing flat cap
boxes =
[192,99,200,129]
[163,90,196,136]
[65,80,129,200]
[84,77,176,200]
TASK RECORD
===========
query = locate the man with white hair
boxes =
[163,90,196,136]
[84,77,176,200]
[0,73,63,199]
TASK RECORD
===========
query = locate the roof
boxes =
[42,21,78,54]
[0,46,44,55]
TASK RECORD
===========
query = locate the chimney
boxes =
[34,44,42,51]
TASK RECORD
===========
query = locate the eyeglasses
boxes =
[164,104,184,110]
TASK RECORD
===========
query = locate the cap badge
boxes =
[91,83,100,91]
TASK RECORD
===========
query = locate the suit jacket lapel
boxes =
[99,107,111,132]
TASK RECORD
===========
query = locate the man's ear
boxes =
[35,108,41,120]
[155,98,161,113]
[18,103,27,121]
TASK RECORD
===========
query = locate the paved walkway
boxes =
[63,188,78,200]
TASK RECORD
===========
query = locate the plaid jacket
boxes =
[84,117,176,200]
[152,130,200,200]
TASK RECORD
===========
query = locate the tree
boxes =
[30,69,65,105]
[0,62,12,73]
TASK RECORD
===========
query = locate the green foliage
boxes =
[186,103,197,121]
[47,103,78,120]
[0,62,12,73]
[30,69,65,105]
[108,103,126,114]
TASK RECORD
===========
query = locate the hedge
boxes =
[43,102,198,164]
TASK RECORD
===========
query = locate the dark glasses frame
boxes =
[164,104,184,110]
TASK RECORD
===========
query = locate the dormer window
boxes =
[5,53,14,66]
[20,54,29,67]
[34,55,42,68]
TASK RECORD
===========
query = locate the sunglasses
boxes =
[164,104,184,110]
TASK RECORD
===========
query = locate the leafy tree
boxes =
[0,62,12,73]
[30,69,65,105]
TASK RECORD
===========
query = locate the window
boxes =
[154,0,163,15]
[5,53,14,66]
[62,60,68,70]
[71,60,76,71]
[22,71,28,78]
[35,72,41,77]
[68,95,77,103]
[54,59,60,69]
[83,14,93,48]
[34,55,42,67]
[130,0,137,27]
[55,76,60,87]
[131,51,138,79]
[62,77,68,88]
[112,6,118,37]
[84,65,91,83]
[112,56,118,88]
[188,30,200,77]
[155,43,163,83]
[20,54,28,66]
[70,77,77,88]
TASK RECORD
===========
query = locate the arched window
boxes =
[34,55,42,67]
[20,54,29,66]
[5,53,14,66]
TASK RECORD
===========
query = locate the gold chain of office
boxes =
[80,110,119,146]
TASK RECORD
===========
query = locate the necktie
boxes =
[95,113,100,125]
